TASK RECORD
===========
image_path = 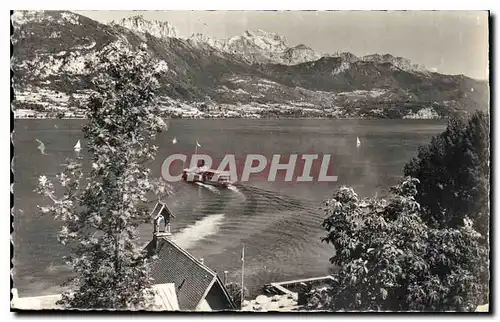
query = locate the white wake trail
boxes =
[195,182,219,194]
[173,214,225,250]
[227,184,246,200]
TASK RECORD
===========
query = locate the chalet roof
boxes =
[145,237,232,311]
[149,201,175,220]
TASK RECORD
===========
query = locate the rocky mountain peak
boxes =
[332,52,360,63]
[113,15,177,39]
[226,29,289,50]
[243,29,288,42]
[282,44,322,65]
[188,32,222,48]
[362,53,425,72]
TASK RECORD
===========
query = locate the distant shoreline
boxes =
[13,115,444,121]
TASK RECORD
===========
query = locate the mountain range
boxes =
[11,11,489,119]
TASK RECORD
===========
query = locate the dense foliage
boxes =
[225,282,249,309]
[35,42,170,309]
[306,177,488,311]
[404,111,490,242]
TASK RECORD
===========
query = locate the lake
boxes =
[12,119,446,297]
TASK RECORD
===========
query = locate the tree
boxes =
[225,282,248,309]
[404,111,490,242]
[306,177,488,312]
[35,42,170,309]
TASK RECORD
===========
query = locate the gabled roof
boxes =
[149,201,176,220]
[145,237,225,311]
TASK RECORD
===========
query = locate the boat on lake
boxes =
[182,160,232,188]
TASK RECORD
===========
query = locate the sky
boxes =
[75,10,489,80]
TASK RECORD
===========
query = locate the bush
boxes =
[225,282,248,309]
[306,177,488,311]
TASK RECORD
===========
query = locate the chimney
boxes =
[223,271,228,285]
[199,258,204,265]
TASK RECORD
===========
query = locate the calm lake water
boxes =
[12,119,446,297]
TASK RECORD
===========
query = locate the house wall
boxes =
[204,282,234,311]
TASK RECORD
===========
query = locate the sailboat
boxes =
[356,136,361,148]
[74,140,81,152]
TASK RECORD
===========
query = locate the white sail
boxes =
[356,136,361,148]
[74,140,81,150]
[195,140,201,155]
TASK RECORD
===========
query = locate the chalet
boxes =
[145,201,236,311]
[12,201,235,311]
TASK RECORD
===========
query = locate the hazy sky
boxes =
[76,10,489,80]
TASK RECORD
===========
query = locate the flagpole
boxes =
[241,244,244,310]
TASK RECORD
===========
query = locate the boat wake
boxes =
[173,213,225,250]
[195,182,220,194]
[227,184,246,200]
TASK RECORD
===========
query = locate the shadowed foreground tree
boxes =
[306,177,488,312]
[404,111,490,241]
[35,42,170,309]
